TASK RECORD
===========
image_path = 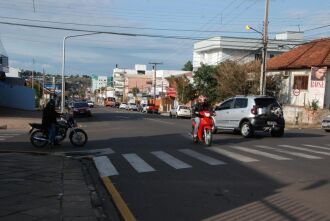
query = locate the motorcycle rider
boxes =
[192,95,211,138]
[42,99,61,145]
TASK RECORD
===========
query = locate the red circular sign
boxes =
[293,89,300,96]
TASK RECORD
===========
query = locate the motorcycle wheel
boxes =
[204,128,212,146]
[30,130,48,148]
[192,127,198,143]
[69,129,88,147]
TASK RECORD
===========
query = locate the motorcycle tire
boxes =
[192,127,198,143]
[30,130,48,148]
[69,129,88,147]
[204,128,212,146]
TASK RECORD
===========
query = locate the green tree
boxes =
[131,87,140,96]
[182,60,193,71]
[193,64,219,104]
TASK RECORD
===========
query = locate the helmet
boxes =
[48,99,55,107]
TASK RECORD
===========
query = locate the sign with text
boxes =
[309,66,327,108]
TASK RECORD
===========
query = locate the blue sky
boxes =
[0,0,329,76]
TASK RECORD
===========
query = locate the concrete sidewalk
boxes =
[0,107,41,130]
[0,153,110,221]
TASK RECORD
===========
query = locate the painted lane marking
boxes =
[151,151,192,169]
[122,153,156,173]
[0,135,14,138]
[0,138,5,141]
[178,149,226,165]
[302,144,330,151]
[207,147,259,163]
[254,145,322,159]
[228,146,292,160]
[0,134,21,136]
[279,145,330,156]
[54,148,115,156]
[93,156,119,177]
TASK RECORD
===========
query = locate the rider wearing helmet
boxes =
[192,95,211,138]
[42,99,61,145]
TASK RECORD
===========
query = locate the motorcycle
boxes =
[192,111,214,146]
[29,115,88,148]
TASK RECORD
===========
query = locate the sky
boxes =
[0,0,329,76]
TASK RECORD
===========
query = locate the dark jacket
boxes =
[192,102,211,117]
[42,104,60,127]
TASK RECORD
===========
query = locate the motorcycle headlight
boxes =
[205,113,210,118]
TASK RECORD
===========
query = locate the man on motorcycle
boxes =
[42,99,61,145]
[192,95,211,138]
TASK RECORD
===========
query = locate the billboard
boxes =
[309,67,327,108]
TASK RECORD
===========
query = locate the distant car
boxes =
[144,104,159,114]
[138,104,147,112]
[119,103,128,109]
[86,100,94,108]
[128,103,138,111]
[70,101,92,117]
[170,105,192,118]
[321,115,330,132]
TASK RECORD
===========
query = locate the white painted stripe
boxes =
[302,144,330,151]
[0,136,14,138]
[279,145,330,156]
[54,148,115,156]
[0,134,20,136]
[93,156,119,177]
[0,138,5,141]
[255,145,322,159]
[229,146,292,160]
[207,147,259,163]
[122,153,156,173]
[151,151,192,169]
[178,149,226,165]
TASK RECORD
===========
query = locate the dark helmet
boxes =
[48,99,55,107]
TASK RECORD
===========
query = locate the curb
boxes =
[0,124,7,129]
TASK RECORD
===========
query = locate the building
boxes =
[193,31,304,70]
[91,75,111,93]
[267,37,330,109]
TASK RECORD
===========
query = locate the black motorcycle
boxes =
[29,115,88,148]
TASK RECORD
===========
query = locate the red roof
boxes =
[267,37,330,70]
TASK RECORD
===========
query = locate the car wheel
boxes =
[271,127,284,137]
[240,121,254,138]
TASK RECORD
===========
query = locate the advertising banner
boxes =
[309,67,327,108]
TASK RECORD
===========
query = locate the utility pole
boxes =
[42,68,45,107]
[32,58,35,89]
[260,0,269,95]
[149,62,162,99]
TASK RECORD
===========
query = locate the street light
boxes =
[61,32,104,113]
[246,0,269,95]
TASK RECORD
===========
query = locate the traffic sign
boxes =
[293,89,300,96]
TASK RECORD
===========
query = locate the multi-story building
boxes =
[91,75,110,93]
[0,39,8,78]
[193,31,304,70]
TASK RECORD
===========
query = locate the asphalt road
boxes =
[1,107,330,221]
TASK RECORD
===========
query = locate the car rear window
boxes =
[254,98,279,108]
[74,102,89,108]
[179,106,189,110]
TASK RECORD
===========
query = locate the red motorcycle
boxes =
[192,111,214,146]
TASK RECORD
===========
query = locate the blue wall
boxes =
[0,82,35,110]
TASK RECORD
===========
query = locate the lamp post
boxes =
[245,0,269,95]
[61,32,104,113]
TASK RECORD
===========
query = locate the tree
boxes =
[193,64,219,104]
[131,87,140,96]
[182,60,193,71]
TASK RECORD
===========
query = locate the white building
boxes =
[91,75,108,93]
[6,67,20,78]
[193,31,304,70]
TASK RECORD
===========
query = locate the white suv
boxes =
[213,96,285,137]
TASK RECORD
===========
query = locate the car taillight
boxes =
[251,105,258,115]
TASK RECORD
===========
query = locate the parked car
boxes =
[170,105,192,118]
[86,100,94,108]
[138,104,147,112]
[212,95,285,138]
[128,103,138,111]
[119,103,128,109]
[70,101,92,117]
[321,115,330,132]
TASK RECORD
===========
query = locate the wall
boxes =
[283,105,330,126]
[0,82,35,110]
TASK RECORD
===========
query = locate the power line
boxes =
[304,24,330,32]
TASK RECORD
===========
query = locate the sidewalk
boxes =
[0,153,109,221]
[0,106,41,130]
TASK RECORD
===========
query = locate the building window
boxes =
[137,70,145,75]
[293,76,308,90]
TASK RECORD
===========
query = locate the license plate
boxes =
[267,121,277,125]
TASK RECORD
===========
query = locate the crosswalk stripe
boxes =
[207,147,258,163]
[122,153,156,173]
[178,149,226,165]
[151,151,192,169]
[279,145,330,156]
[228,146,292,160]
[93,156,119,177]
[302,144,330,151]
[0,136,14,138]
[0,134,20,136]
[254,145,322,159]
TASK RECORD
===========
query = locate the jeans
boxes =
[48,123,56,143]
[194,117,200,136]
